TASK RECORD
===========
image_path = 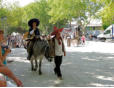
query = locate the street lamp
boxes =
[1,16,7,36]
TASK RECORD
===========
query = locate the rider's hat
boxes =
[28,18,40,27]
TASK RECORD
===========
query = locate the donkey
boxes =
[27,36,55,75]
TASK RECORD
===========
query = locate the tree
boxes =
[48,0,102,32]
[99,0,114,29]
[22,0,54,34]
[91,0,114,29]
[1,0,112,34]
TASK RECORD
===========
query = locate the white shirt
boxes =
[55,38,64,56]
[30,30,34,35]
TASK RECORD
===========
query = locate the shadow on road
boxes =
[7,48,114,87]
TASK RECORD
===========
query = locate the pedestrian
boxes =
[1,39,9,65]
[0,30,11,64]
[51,26,66,80]
[81,34,86,45]
[0,30,23,87]
[75,26,82,46]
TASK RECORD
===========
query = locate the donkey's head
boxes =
[48,38,55,57]
[44,37,55,62]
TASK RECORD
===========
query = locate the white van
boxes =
[97,24,114,41]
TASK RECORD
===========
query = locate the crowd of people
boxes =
[63,26,86,47]
[7,34,23,48]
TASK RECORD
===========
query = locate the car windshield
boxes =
[104,30,110,34]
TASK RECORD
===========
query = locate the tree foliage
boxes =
[0,0,113,34]
[100,0,114,29]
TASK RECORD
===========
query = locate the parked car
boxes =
[92,30,102,39]
[97,24,114,42]
[85,30,102,40]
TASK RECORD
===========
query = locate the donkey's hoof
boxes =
[33,69,37,71]
[39,72,42,75]
[31,68,37,71]
[31,68,34,71]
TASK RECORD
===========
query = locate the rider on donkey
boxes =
[27,18,40,60]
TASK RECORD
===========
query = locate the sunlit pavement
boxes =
[7,41,114,87]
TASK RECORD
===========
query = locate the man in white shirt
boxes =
[51,26,66,80]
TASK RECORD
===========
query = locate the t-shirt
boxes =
[29,28,40,36]
[55,38,64,56]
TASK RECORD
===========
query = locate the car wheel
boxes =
[100,38,106,42]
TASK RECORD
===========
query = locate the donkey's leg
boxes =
[34,59,38,71]
[31,59,34,71]
[39,57,43,75]
[39,60,42,75]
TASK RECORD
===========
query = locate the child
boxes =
[1,40,9,65]
[81,35,86,45]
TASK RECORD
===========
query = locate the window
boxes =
[104,30,110,34]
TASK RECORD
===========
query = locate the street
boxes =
[7,41,114,87]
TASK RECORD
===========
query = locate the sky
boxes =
[3,0,35,7]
